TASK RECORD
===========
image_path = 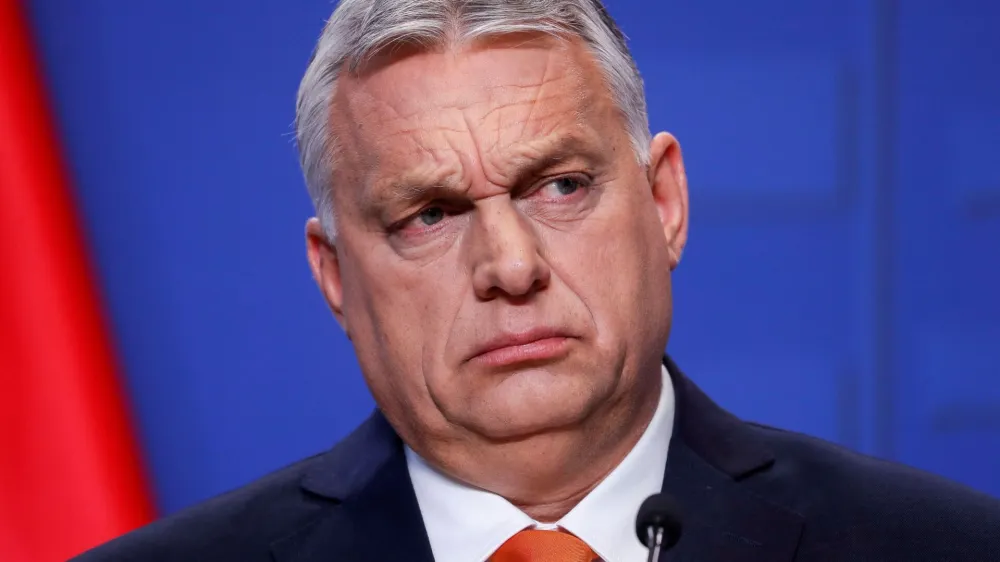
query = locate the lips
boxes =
[467,327,574,367]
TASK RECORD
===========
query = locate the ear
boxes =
[647,132,689,270]
[305,218,349,335]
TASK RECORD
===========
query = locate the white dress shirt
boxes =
[406,365,675,562]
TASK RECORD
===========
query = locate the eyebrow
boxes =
[508,133,606,188]
[369,132,607,209]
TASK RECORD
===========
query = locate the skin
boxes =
[306,33,689,521]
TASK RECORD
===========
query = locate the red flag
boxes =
[0,0,156,560]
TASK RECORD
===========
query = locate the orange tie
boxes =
[490,529,601,562]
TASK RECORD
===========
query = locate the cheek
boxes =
[339,259,458,434]
[344,249,464,368]
[545,222,636,331]
[547,193,671,333]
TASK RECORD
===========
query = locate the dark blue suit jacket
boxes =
[74,357,1000,561]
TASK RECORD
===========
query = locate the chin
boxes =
[467,381,601,441]
[473,412,590,442]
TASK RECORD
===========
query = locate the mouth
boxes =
[468,328,574,368]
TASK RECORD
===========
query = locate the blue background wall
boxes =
[26,0,1000,515]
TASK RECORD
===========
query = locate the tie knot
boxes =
[490,529,600,562]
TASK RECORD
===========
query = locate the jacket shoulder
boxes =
[747,423,1000,559]
[71,452,331,562]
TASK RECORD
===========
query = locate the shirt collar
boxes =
[406,364,675,562]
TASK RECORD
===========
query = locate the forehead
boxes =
[328,35,621,193]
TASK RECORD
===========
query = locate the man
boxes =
[76,0,1000,560]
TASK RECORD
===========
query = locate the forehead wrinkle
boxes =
[334,34,625,220]
[476,95,566,141]
[327,85,382,218]
[368,143,467,208]
[478,126,606,191]
[472,98,586,188]
[460,46,572,163]
[475,72,576,132]
[344,95,468,212]
[484,60,605,170]
[353,45,561,130]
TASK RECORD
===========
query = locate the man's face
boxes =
[308,35,687,482]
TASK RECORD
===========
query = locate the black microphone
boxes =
[635,493,683,562]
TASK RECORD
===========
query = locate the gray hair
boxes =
[295,0,651,239]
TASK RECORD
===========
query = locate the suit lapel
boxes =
[660,355,803,561]
[270,413,435,562]
[660,440,803,561]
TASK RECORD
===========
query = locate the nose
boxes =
[468,197,551,301]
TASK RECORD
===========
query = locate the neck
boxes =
[514,479,601,522]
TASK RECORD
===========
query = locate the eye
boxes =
[390,199,471,239]
[547,177,582,196]
[533,175,591,201]
[416,206,445,226]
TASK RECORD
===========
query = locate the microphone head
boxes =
[635,493,683,550]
